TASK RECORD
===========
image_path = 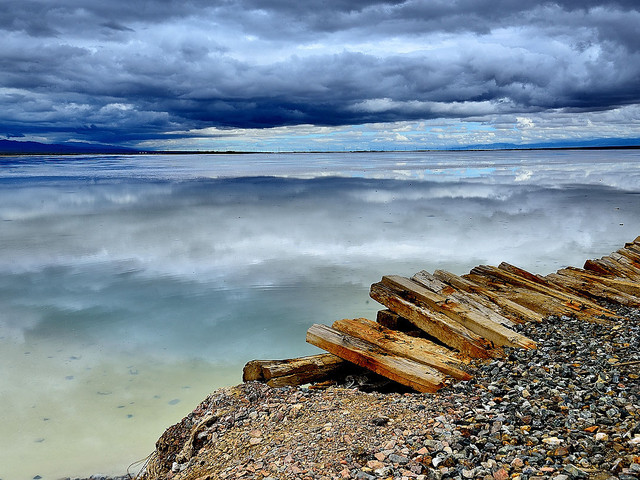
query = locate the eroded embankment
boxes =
[138,307,640,480]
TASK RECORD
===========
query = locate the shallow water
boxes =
[1,150,639,479]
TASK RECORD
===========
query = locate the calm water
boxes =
[1,150,639,479]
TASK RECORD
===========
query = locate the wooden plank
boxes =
[557,267,640,297]
[242,354,345,387]
[619,244,640,259]
[332,318,472,380]
[622,243,640,258]
[473,264,591,305]
[610,252,640,278]
[463,273,597,319]
[616,248,640,269]
[469,264,616,316]
[370,281,493,358]
[411,270,515,327]
[585,256,639,279]
[306,324,446,393]
[610,256,640,279]
[500,263,589,299]
[498,262,549,287]
[433,270,543,323]
[546,272,640,307]
[584,258,619,276]
[497,262,617,303]
[380,275,536,350]
[376,309,417,332]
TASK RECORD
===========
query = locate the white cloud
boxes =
[2,1,640,148]
[143,104,640,151]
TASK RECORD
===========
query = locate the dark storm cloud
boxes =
[1,0,639,145]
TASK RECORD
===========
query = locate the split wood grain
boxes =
[332,318,472,380]
[411,270,515,327]
[556,267,640,297]
[501,261,640,306]
[463,272,599,319]
[370,281,493,358]
[609,254,640,278]
[546,272,640,307]
[617,248,640,270]
[306,323,446,393]
[242,354,345,387]
[469,264,617,318]
[607,253,640,279]
[380,275,536,350]
[433,269,543,323]
[585,257,639,279]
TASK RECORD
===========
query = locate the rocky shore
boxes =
[132,306,640,480]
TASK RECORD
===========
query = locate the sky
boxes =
[1,0,640,151]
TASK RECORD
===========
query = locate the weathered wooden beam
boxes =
[584,258,620,277]
[433,269,543,323]
[382,275,536,349]
[616,248,640,270]
[473,264,587,304]
[558,267,640,297]
[622,243,640,258]
[619,244,640,259]
[469,264,616,317]
[463,273,599,319]
[380,275,536,350]
[332,318,472,380]
[500,262,595,299]
[411,270,515,327]
[376,309,417,332]
[546,272,640,307]
[498,262,549,287]
[610,252,640,278]
[585,256,639,280]
[242,354,345,387]
[370,281,493,358]
[306,324,446,393]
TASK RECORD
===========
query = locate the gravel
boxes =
[138,306,640,480]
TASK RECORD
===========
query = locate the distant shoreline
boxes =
[1,144,639,157]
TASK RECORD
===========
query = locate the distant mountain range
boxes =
[0,139,139,154]
[448,137,640,151]
[1,137,639,155]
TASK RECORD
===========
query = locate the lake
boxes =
[1,149,639,479]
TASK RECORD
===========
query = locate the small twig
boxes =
[624,421,640,439]
[614,359,640,367]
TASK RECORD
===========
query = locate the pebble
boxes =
[387,453,408,464]
[131,305,639,480]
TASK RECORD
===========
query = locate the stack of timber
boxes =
[243,236,640,393]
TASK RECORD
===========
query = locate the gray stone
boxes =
[563,464,588,478]
[388,453,409,464]
[355,471,375,480]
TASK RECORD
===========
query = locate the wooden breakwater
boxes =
[243,236,640,393]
